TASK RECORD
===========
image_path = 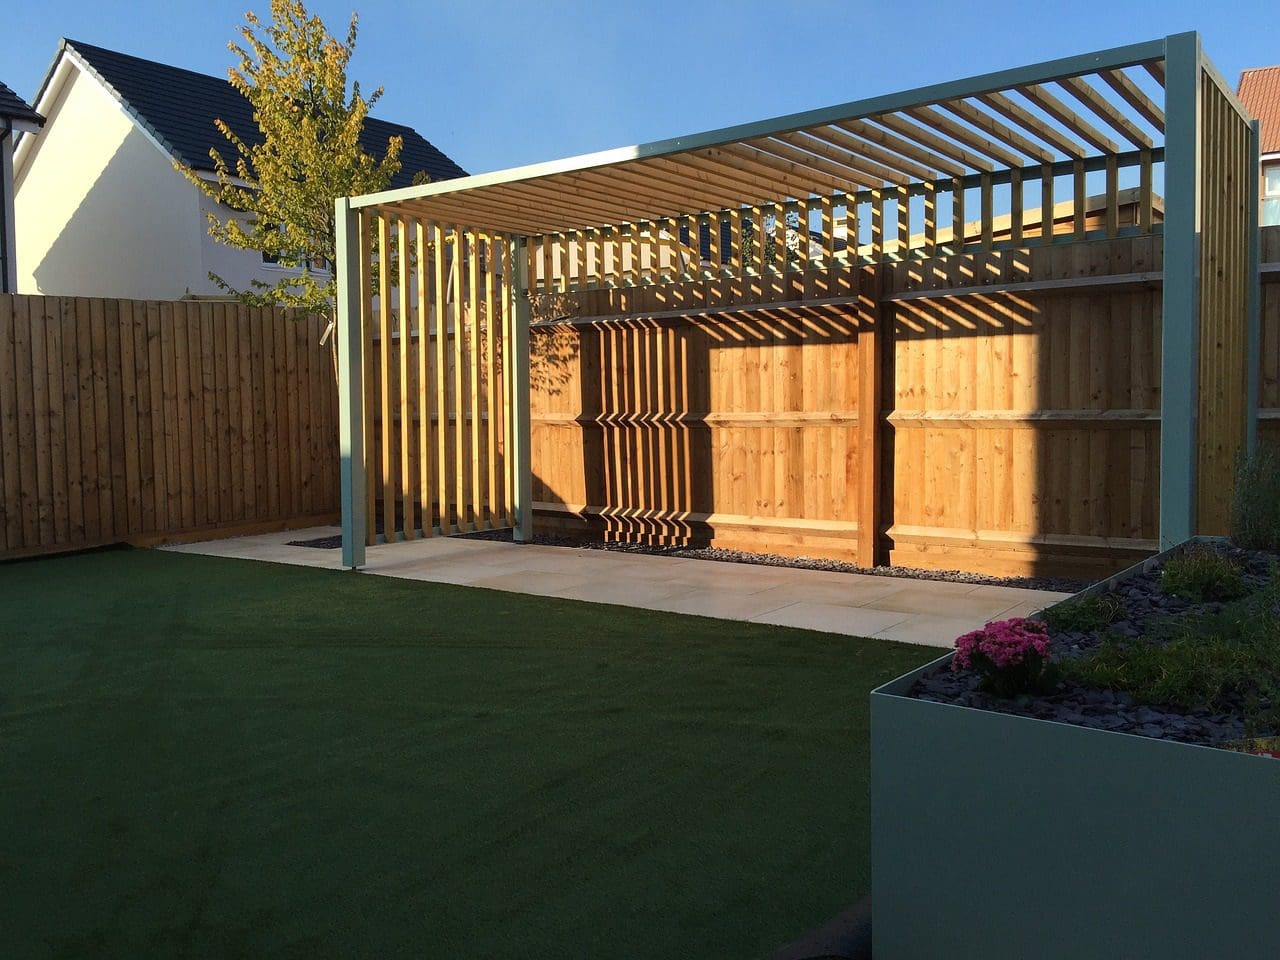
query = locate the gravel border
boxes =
[457,528,1089,594]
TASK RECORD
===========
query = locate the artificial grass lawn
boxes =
[0,548,936,959]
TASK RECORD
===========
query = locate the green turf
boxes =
[0,548,936,959]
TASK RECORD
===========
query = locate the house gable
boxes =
[13,53,203,297]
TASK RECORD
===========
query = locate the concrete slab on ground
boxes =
[161,527,1074,648]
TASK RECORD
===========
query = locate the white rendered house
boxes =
[1,80,44,293]
[13,39,466,299]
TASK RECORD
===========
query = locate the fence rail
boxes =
[0,295,338,559]
[526,228,1278,579]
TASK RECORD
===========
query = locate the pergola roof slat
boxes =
[975,90,1089,159]
[934,98,1056,163]
[806,123,942,181]
[833,118,967,177]
[1056,75,1154,148]
[1098,68,1166,133]
[871,114,997,173]
[1016,83,1122,154]
[346,36,1174,237]
[903,105,1026,168]
[774,129,913,185]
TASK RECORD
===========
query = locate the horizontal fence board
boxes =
[0,294,339,558]
[527,232,1195,578]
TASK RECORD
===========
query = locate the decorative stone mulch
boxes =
[911,541,1280,747]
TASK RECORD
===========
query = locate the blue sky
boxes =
[5,0,1277,176]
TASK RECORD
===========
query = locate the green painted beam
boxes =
[335,197,366,569]
[1247,119,1262,453]
[347,37,1169,214]
[1159,32,1201,548]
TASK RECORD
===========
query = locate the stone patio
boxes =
[161,526,1073,647]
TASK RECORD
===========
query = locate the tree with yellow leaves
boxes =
[183,0,403,314]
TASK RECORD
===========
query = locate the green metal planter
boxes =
[870,653,1280,959]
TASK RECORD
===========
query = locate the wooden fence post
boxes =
[857,264,883,568]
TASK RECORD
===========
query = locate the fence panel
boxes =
[0,294,338,559]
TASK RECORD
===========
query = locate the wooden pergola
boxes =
[334,32,1259,571]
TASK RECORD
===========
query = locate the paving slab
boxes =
[160,527,1074,647]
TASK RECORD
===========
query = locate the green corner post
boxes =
[1159,31,1202,549]
[510,236,534,543]
[1246,118,1262,453]
[335,196,366,568]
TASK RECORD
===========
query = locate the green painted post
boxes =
[1159,32,1202,548]
[1246,119,1262,453]
[511,237,534,542]
[335,197,366,568]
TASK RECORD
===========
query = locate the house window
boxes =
[1265,163,1280,228]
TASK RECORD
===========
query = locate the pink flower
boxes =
[951,618,1053,697]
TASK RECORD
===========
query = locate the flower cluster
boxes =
[952,617,1054,697]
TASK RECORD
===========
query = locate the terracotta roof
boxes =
[1239,65,1280,154]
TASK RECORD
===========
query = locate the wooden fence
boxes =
[527,227,1276,580]
[0,295,338,559]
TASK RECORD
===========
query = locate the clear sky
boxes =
[4,0,1277,176]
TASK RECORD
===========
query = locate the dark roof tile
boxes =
[0,80,43,125]
[64,39,465,187]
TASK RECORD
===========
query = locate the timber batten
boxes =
[334,32,1259,577]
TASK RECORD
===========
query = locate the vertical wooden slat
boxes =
[58,299,81,544]
[106,299,129,536]
[846,194,859,263]
[1105,154,1120,238]
[203,302,223,526]
[1040,165,1055,243]
[173,302,195,530]
[453,227,469,530]
[397,215,416,540]
[213,303,232,522]
[434,221,451,532]
[143,301,164,531]
[257,306,277,524]
[500,237,514,524]
[89,298,112,535]
[120,302,142,535]
[74,298,97,542]
[896,185,910,256]
[415,219,433,535]
[1009,168,1024,246]
[1139,148,1154,233]
[484,233,498,526]
[377,213,395,540]
[359,211,376,544]
[922,182,937,257]
[44,298,69,545]
[952,177,965,250]
[1073,159,1087,239]
[980,174,994,250]
[13,296,39,546]
[234,301,255,522]
[871,190,884,261]
[468,231,483,526]
[0,297,20,550]
[728,208,742,278]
